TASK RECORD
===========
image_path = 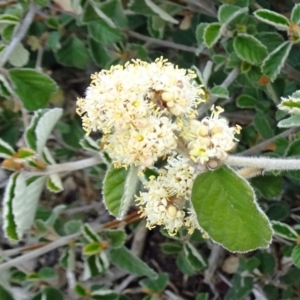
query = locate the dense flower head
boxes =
[136,155,199,235]
[179,106,241,165]
[77,58,241,236]
[76,57,205,168]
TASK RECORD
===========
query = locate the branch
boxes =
[23,156,103,176]
[0,231,82,271]
[124,30,204,54]
[198,68,239,117]
[225,155,300,171]
[0,4,37,68]
[239,127,299,156]
[0,213,140,271]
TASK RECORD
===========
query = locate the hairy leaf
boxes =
[191,166,273,252]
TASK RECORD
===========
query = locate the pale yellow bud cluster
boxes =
[179,106,241,166]
[77,57,204,168]
[136,155,201,235]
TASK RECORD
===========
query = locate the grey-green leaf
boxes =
[278,115,300,128]
[291,4,300,25]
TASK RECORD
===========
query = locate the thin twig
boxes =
[124,30,204,54]
[22,156,103,176]
[198,68,239,117]
[0,213,140,271]
[239,127,298,156]
[0,4,37,67]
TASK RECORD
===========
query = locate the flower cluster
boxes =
[77,57,204,168]
[77,58,241,236]
[179,106,241,167]
[136,155,200,235]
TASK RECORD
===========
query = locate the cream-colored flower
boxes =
[180,106,240,164]
[77,57,205,168]
[136,155,196,235]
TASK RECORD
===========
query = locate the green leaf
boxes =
[176,251,195,275]
[104,230,126,248]
[3,172,46,242]
[256,252,275,274]
[42,287,64,300]
[64,220,83,235]
[254,9,290,30]
[183,242,207,271]
[82,0,127,27]
[250,175,282,198]
[210,86,229,98]
[218,5,248,25]
[103,165,139,219]
[25,108,63,155]
[82,223,101,242]
[272,221,298,241]
[109,246,158,280]
[9,69,57,110]
[55,37,90,69]
[233,34,267,65]
[191,166,273,252]
[83,242,103,255]
[38,267,56,279]
[278,115,300,128]
[0,14,19,25]
[236,94,256,108]
[0,285,14,300]
[1,25,15,42]
[45,17,59,29]
[8,44,29,67]
[195,23,208,45]
[74,284,88,297]
[144,0,178,24]
[278,90,300,115]
[253,113,274,139]
[261,41,293,81]
[291,4,300,25]
[292,245,300,268]
[79,136,100,152]
[46,31,61,51]
[88,38,113,68]
[0,73,13,97]
[280,267,300,285]
[255,32,284,53]
[196,293,209,300]
[46,174,63,193]
[203,23,222,48]
[88,19,123,44]
[83,252,109,279]
[59,246,75,271]
[100,0,128,28]
[161,242,182,254]
[140,273,169,293]
[0,138,15,158]
[267,202,290,221]
[129,0,156,15]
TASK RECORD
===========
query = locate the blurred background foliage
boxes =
[1,0,300,299]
